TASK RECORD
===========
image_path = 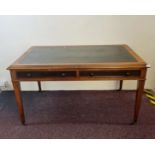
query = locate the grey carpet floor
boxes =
[0,90,155,139]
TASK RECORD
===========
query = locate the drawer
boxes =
[80,70,141,77]
[16,71,76,78]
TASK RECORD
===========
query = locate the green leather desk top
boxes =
[19,45,137,64]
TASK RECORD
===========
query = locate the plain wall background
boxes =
[0,15,155,91]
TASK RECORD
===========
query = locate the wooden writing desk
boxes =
[7,45,147,125]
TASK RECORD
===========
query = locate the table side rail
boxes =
[10,68,146,81]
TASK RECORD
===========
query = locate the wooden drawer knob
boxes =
[125,72,131,76]
[26,73,32,77]
[89,72,94,76]
[61,73,66,77]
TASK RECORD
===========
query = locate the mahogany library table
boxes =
[7,45,148,125]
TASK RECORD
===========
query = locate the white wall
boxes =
[0,15,155,91]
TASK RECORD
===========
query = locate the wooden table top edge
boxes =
[7,44,147,70]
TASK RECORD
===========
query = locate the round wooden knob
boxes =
[125,72,131,76]
[89,72,94,76]
[61,73,66,77]
[27,73,31,77]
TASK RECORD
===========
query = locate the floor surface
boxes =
[0,90,155,139]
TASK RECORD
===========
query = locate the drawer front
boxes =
[16,71,76,78]
[80,70,141,77]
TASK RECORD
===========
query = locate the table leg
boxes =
[38,81,42,92]
[133,80,145,124]
[118,80,123,91]
[12,81,25,125]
